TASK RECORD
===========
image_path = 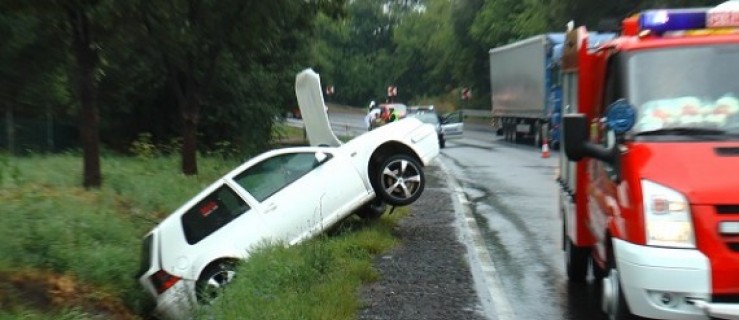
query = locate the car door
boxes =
[441,111,464,140]
[232,150,366,246]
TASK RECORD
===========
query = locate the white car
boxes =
[406,107,464,148]
[137,69,440,320]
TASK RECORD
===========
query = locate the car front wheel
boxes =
[196,261,237,304]
[374,154,425,206]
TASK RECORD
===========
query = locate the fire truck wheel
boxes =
[565,237,589,283]
[602,268,633,320]
[591,256,607,282]
[602,240,634,320]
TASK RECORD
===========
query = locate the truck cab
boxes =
[559,3,739,320]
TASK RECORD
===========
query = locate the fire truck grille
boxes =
[716,205,739,214]
[715,147,739,156]
[713,294,739,303]
[714,205,739,252]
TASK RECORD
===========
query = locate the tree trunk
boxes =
[5,106,14,155]
[181,97,199,175]
[69,8,101,188]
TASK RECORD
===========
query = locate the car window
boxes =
[410,112,439,124]
[234,152,321,202]
[181,185,251,245]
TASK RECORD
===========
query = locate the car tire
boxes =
[355,197,387,220]
[196,261,237,304]
[439,135,446,148]
[374,154,425,206]
[551,140,560,150]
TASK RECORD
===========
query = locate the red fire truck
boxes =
[558,2,739,319]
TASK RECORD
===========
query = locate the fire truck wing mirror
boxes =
[563,114,589,161]
[605,99,636,134]
[563,114,619,165]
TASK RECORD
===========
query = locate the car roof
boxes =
[295,69,342,147]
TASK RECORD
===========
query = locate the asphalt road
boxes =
[437,135,607,320]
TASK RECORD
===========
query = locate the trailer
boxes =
[489,33,564,147]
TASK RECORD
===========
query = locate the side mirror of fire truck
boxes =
[562,114,619,164]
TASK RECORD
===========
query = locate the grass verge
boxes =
[200,211,406,320]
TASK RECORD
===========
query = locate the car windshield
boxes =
[627,44,739,136]
[410,112,439,124]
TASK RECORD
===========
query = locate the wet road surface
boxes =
[438,134,608,320]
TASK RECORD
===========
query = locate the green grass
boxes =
[199,214,404,320]
[0,153,237,316]
[0,152,407,319]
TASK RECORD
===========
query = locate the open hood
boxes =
[295,69,342,147]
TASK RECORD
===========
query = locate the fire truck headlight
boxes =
[642,180,695,248]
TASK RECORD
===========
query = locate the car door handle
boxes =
[264,203,277,213]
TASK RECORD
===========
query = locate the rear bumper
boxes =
[614,239,739,320]
[150,279,197,320]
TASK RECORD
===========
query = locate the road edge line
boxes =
[436,159,516,320]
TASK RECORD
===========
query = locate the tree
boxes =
[134,0,345,175]
[0,0,122,188]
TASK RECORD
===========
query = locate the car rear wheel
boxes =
[355,197,387,220]
[374,154,425,206]
[196,261,237,304]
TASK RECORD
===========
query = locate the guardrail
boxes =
[285,118,366,139]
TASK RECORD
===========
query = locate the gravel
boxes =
[358,165,490,320]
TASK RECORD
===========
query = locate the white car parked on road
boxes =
[137,69,440,320]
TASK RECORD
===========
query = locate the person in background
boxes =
[365,106,382,131]
[388,107,400,122]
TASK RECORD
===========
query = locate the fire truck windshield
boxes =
[627,44,739,135]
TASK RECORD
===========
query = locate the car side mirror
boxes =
[314,151,331,164]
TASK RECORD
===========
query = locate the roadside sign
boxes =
[462,88,471,100]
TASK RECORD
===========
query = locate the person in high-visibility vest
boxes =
[388,107,401,122]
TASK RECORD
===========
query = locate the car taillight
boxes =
[150,270,181,294]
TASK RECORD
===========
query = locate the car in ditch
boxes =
[136,69,440,320]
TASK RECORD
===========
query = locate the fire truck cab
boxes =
[558,2,739,319]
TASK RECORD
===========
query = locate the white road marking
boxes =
[437,160,516,320]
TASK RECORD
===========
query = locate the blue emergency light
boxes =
[639,8,708,34]
[638,1,739,34]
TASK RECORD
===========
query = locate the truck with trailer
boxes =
[489,33,565,147]
[489,33,615,148]
[558,2,739,320]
